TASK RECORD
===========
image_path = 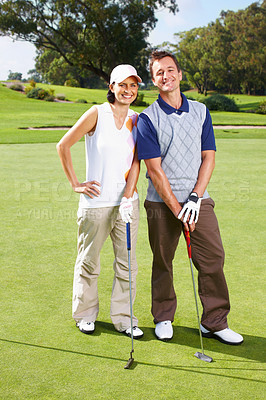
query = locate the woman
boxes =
[56,64,143,338]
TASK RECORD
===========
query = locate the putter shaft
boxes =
[124,223,134,369]
[185,230,213,363]
[189,257,204,355]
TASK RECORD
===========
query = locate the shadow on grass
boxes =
[1,321,265,365]
[140,325,266,364]
[238,102,260,111]
[0,333,265,384]
[90,321,266,363]
[91,322,266,364]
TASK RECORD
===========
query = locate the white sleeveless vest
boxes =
[79,102,138,208]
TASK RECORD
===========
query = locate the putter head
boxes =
[194,352,213,363]
[124,357,134,369]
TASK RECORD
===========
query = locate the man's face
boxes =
[151,56,182,93]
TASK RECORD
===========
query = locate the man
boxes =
[137,50,243,345]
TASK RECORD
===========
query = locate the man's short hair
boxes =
[149,50,181,79]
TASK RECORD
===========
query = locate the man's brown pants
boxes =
[144,198,230,332]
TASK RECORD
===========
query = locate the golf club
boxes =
[124,222,134,369]
[184,230,213,363]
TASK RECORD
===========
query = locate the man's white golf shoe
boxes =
[155,320,173,341]
[76,321,95,334]
[200,324,243,345]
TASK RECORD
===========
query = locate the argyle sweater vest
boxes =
[143,99,210,203]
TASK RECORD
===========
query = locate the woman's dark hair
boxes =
[107,86,115,104]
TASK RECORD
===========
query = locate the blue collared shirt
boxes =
[137,93,216,160]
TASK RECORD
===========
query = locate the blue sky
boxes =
[0,0,256,80]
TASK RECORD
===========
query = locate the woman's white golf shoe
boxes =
[124,326,144,339]
[76,321,95,334]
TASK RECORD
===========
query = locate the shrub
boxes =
[185,95,196,101]
[256,100,266,115]
[201,94,239,112]
[134,93,149,107]
[26,87,54,101]
[24,86,32,95]
[26,87,43,99]
[24,80,37,95]
[38,89,49,100]
[56,94,66,101]
[64,79,79,87]
[180,81,191,92]
[29,79,36,88]
[45,95,55,102]
[48,88,55,96]
[75,99,88,103]
[10,83,24,92]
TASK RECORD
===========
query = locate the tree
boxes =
[0,0,179,83]
[27,68,43,82]
[205,20,235,94]
[220,1,266,95]
[35,49,107,87]
[165,1,265,95]
[171,27,213,95]
[8,70,22,80]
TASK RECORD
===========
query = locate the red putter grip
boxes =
[184,230,192,259]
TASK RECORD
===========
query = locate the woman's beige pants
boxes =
[72,199,139,332]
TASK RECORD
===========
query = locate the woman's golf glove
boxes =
[119,197,133,223]
[178,192,202,224]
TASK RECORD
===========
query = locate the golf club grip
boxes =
[184,230,192,259]
[126,222,131,251]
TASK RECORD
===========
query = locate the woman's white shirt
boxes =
[79,102,138,209]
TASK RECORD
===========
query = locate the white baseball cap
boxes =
[110,64,142,84]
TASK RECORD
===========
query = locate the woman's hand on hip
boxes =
[73,181,101,198]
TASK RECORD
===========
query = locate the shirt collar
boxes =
[157,93,189,115]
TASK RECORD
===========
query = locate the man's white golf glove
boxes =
[119,197,133,223]
[178,192,202,224]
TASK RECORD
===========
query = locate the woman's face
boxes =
[110,76,139,105]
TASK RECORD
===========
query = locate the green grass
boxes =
[0,84,265,145]
[35,82,109,104]
[226,94,265,112]
[183,90,266,112]
[214,128,266,139]
[1,85,265,399]
[0,138,265,399]
[210,111,266,126]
